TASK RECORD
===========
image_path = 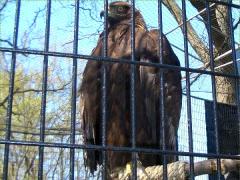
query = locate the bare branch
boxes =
[0,88,20,107]
[1,103,22,116]
[0,0,8,12]
[233,17,240,30]
[79,6,102,23]
[0,38,13,47]
[181,62,210,90]
[23,151,37,178]
[182,73,204,91]
[62,32,101,47]
[163,0,210,63]
[69,4,101,23]
[29,6,47,30]
[51,148,63,179]
[0,81,71,107]
[111,159,240,179]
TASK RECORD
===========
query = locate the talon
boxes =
[125,162,132,175]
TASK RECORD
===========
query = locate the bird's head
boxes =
[100,1,133,26]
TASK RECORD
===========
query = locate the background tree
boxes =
[0,53,85,179]
[163,0,239,104]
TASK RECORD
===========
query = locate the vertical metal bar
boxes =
[2,0,21,179]
[205,2,221,179]
[181,1,194,179]
[38,0,51,179]
[157,1,167,180]
[69,0,79,179]
[102,0,108,179]
[228,0,240,129]
[130,0,137,179]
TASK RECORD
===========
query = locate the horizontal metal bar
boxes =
[215,58,240,70]
[208,0,240,8]
[0,139,239,160]
[0,47,239,78]
[0,128,82,136]
[215,47,240,61]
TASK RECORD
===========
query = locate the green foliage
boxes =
[0,60,42,179]
[0,57,78,179]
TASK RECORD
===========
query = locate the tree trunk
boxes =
[216,76,236,104]
[189,1,236,105]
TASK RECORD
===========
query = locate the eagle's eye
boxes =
[118,6,124,12]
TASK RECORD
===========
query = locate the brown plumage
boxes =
[79,1,182,174]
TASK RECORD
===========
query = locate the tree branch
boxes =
[0,0,8,12]
[111,159,240,179]
[163,0,210,63]
[29,6,47,30]
[233,17,240,30]
[0,38,13,47]
[0,82,71,107]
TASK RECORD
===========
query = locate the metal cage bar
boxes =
[130,0,137,179]
[101,0,108,179]
[1,47,238,78]
[0,138,240,159]
[2,0,21,179]
[205,1,221,179]
[181,0,195,179]
[38,0,51,179]
[228,0,240,131]
[69,0,80,179]
[157,1,167,179]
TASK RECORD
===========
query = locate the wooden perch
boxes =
[110,159,240,180]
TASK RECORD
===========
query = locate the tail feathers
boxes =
[84,139,101,174]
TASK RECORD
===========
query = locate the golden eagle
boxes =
[79,1,182,174]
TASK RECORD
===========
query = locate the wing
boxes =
[79,35,103,173]
[139,29,182,163]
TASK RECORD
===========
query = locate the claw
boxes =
[125,162,132,175]
[120,160,150,179]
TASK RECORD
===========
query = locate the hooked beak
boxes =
[100,10,105,19]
